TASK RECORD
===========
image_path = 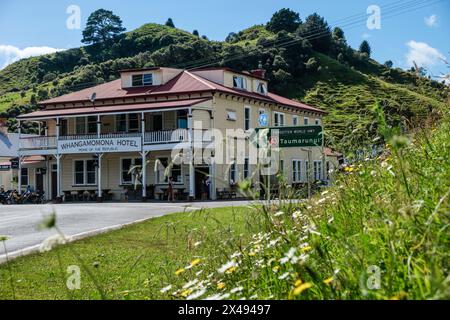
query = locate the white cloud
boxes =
[0,45,65,69]
[424,14,438,27]
[405,41,446,68]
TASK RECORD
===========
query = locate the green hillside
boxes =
[0,17,447,153]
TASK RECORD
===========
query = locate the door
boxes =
[51,164,57,200]
[194,167,210,200]
[153,114,163,131]
[35,171,44,193]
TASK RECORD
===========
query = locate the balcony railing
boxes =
[19,136,57,150]
[144,129,188,144]
[19,129,192,151]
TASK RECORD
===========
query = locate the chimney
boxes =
[251,61,266,79]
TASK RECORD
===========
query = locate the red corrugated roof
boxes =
[37,69,325,114]
[19,98,210,119]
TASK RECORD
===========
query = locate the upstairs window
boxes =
[304,117,309,125]
[233,76,247,90]
[256,82,267,95]
[274,112,285,127]
[293,115,299,126]
[75,116,97,135]
[132,73,153,87]
[244,106,251,130]
[315,118,321,125]
[116,114,140,133]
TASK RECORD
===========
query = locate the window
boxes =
[74,160,96,186]
[274,112,285,127]
[76,117,85,134]
[171,164,182,183]
[313,161,322,181]
[227,110,237,121]
[75,117,97,134]
[177,110,188,129]
[292,160,302,183]
[244,107,251,130]
[132,73,153,87]
[256,82,267,94]
[315,118,321,125]
[293,115,299,126]
[304,117,309,125]
[21,168,28,186]
[128,114,139,132]
[244,158,250,179]
[326,161,330,180]
[305,161,310,181]
[230,162,237,183]
[279,159,284,175]
[121,158,142,185]
[233,75,247,90]
[116,114,140,133]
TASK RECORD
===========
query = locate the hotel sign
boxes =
[58,137,142,154]
[262,126,323,147]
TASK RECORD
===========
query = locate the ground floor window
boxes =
[74,160,96,185]
[21,168,29,186]
[171,164,182,183]
[121,158,142,185]
[243,158,250,179]
[230,162,237,184]
[313,161,322,181]
[292,160,301,183]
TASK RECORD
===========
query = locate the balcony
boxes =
[19,129,191,153]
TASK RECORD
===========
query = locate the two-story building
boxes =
[16,67,338,201]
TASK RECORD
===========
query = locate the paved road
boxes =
[0,200,252,263]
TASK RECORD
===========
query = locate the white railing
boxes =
[58,132,142,140]
[19,136,57,150]
[144,129,189,144]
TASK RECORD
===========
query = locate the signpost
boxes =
[268,125,323,147]
[256,125,325,200]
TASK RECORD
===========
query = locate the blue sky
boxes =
[0,0,448,81]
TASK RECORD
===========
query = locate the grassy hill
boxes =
[0,23,447,153]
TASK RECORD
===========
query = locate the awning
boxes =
[18,98,211,120]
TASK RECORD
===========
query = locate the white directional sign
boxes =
[58,137,142,154]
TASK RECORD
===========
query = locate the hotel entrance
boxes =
[194,166,210,200]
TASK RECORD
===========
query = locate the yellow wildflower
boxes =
[272,265,280,272]
[180,289,193,297]
[294,279,303,287]
[248,251,256,257]
[293,282,313,296]
[225,266,237,274]
[175,268,185,276]
[217,282,226,290]
[301,246,312,253]
[190,258,201,267]
[323,277,333,285]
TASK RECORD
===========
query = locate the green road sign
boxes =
[267,126,323,147]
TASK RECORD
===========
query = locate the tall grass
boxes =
[163,112,449,300]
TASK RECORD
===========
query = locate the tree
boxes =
[266,8,301,33]
[82,9,125,45]
[384,60,393,68]
[359,40,371,57]
[165,18,175,28]
[193,30,199,37]
[297,13,332,53]
[225,32,239,43]
[332,27,345,40]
